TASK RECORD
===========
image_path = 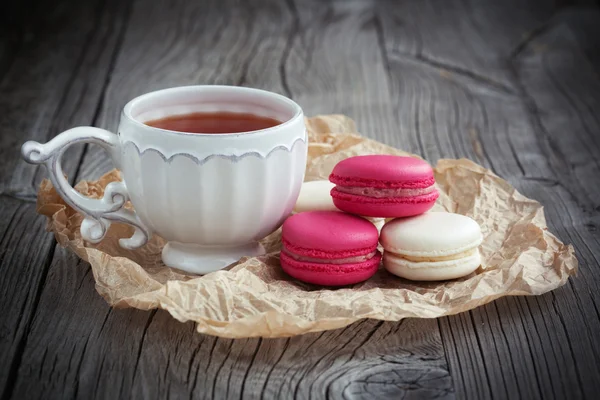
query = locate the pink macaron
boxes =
[280,211,381,286]
[329,155,439,218]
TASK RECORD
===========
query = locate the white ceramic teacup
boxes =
[22,86,307,274]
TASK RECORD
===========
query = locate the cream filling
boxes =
[336,186,435,198]
[283,249,376,264]
[389,248,478,263]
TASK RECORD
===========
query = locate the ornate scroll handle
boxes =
[22,127,150,249]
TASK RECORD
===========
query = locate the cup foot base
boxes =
[162,242,265,275]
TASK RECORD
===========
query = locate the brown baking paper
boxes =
[36,115,577,338]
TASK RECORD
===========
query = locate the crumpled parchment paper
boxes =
[36,115,577,338]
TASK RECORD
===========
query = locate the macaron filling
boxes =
[384,250,481,270]
[282,248,377,264]
[329,174,436,189]
[388,247,479,264]
[331,187,440,204]
[335,186,436,198]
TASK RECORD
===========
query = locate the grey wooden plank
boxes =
[509,10,600,398]
[374,0,561,92]
[375,2,600,399]
[8,246,159,400]
[442,177,600,400]
[0,198,56,398]
[15,0,453,398]
[0,0,130,198]
[10,244,452,399]
[373,0,596,94]
[464,7,600,395]
[282,0,401,144]
[0,0,33,81]
[375,0,552,171]
[0,0,132,398]
[134,317,447,400]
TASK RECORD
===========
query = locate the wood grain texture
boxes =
[282,0,400,141]
[0,0,599,399]
[0,0,28,81]
[0,0,130,198]
[9,249,452,400]
[374,1,600,399]
[370,1,600,398]
[0,0,130,398]
[510,9,600,398]
[8,247,158,400]
[0,198,55,398]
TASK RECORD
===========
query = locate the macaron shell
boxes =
[332,195,437,218]
[282,211,379,254]
[281,251,382,286]
[330,155,435,188]
[380,212,483,257]
[293,180,337,213]
[383,251,481,281]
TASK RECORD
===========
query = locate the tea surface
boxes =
[145,111,281,134]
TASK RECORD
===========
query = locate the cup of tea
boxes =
[22,86,307,274]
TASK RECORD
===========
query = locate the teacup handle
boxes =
[21,127,151,249]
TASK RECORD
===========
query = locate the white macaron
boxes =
[293,180,338,213]
[294,180,385,231]
[380,212,483,281]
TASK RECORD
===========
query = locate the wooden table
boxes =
[1,0,599,398]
